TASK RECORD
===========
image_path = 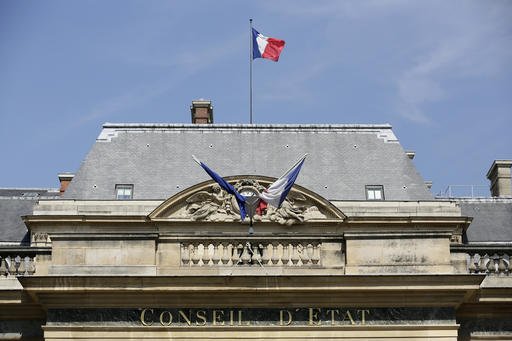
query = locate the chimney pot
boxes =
[58,173,74,195]
[486,160,512,197]
[190,100,213,124]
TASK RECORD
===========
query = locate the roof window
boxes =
[115,184,133,200]
[366,185,384,200]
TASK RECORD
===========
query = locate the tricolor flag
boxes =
[252,28,285,62]
[259,154,307,208]
[192,156,247,221]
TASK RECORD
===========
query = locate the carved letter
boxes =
[280,310,292,326]
[196,310,207,326]
[309,308,321,325]
[140,308,154,326]
[178,310,192,326]
[213,310,225,326]
[326,309,339,325]
[238,310,250,326]
[357,309,370,325]
[342,310,355,325]
[159,311,173,326]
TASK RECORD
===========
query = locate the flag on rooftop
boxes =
[252,28,285,62]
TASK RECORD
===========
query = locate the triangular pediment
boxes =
[149,175,345,225]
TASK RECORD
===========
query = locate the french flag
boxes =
[259,154,307,208]
[252,28,285,62]
[192,155,247,221]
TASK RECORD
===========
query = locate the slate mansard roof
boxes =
[0,189,59,243]
[64,123,433,201]
[460,198,512,243]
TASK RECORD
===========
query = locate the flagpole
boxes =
[278,153,309,178]
[249,18,253,124]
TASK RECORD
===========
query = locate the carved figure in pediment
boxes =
[179,179,330,224]
[186,184,233,221]
[267,193,306,226]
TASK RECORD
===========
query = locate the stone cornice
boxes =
[23,215,149,226]
[20,275,484,309]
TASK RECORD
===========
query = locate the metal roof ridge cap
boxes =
[101,122,393,130]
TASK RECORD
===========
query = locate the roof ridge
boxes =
[102,123,393,129]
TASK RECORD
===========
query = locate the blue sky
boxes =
[1,1,511,196]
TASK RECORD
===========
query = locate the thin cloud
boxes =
[261,1,512,124]
[72,81,175,128]
[395,2,512,123]
[260,63,329,102]
[73,34,244,127]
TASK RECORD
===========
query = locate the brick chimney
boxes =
[190,100,213,124]
[58,173,74,195]
[486,160,512,197]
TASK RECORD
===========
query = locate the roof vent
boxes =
[405,151,415,160]
[486,160,512,197]
[190,99,213,124]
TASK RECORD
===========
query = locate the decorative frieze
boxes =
[46,307,455,327]
[181,240,321,267]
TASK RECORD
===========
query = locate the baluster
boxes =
[202,243,211,266]
[241,243,252,265]
[487,255,496,274]
[290,242,300,266]
[27,257,35,276]
[478,254,487,273]
[283,243,290,266]
[0,258,6,277]
[468,254,477,273]
[261,243,270,265]
[221,242,230,265]
[252,243,262,265]
[191,243,200,266]
[311,242,320,265]
[8,256,17,276]
[306,243,314,265]
[507,255,512,274]
[271,242,279,266]
[233,243,244,265]
[15,256,22,275]
[498,256,507,275]
[296,242,307,266]
[491,254,499,274]
[181,243,190,266]
[211,243,221,265]
[18,256,27,276]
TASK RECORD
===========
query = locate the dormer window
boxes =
[366,185,384,200]
[115,184,133,200]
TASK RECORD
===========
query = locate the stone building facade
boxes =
[1,101,511,340]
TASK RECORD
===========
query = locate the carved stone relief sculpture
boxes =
[176,179,329,225]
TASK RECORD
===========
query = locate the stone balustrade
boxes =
[181,240,322,267]
[468,253,511,276]
[0,255,36,278]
